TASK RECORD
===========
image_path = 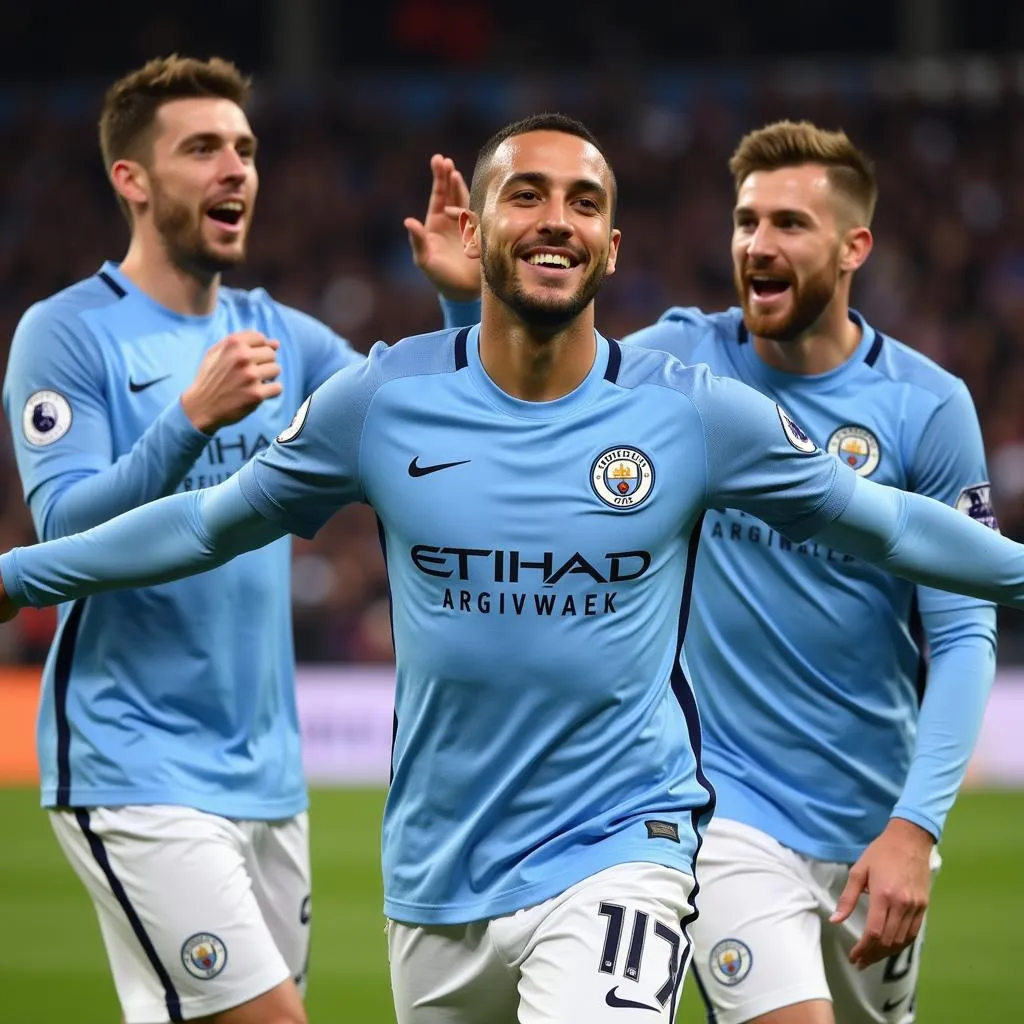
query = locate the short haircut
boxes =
[98,55,252,219]
[729,120,878,226]
[468,112,617,219]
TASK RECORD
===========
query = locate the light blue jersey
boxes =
[2,260,359,817]
[234,325,854,922]
[6,324,1024,925]
[626,307,997,862]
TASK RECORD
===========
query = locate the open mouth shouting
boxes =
[205,199,247,234]
[747,274,792,308]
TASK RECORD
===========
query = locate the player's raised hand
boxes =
[181,330,284,435]
[830,817,934,968]
[404,153,481,302]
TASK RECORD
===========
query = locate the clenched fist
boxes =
[181,330,283,435]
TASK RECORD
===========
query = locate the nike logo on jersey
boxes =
[604,987,658,1012]
[882,995,908,1012]
[129,375,171,393]
[408,457,470,477]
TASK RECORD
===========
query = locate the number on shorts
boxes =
[597,902,680,1007]
[882,941,915,984]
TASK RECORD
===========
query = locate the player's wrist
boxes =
[179,393,217,436]
[887,815,937,846]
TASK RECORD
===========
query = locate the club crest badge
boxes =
[776,406,817,454]
[709,938,753,986]
[22,389,72,447]
[181,932,227,980]
[827,425,881,476]
[591,446,655,509]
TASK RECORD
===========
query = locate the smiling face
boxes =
[127,97,258,275]
[732,163,854,342]
[469,130,620,331]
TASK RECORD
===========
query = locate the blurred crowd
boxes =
[2,61,1024,662]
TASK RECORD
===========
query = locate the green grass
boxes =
[0,788,1020,1023]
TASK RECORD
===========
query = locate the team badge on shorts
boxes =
[181,932,227,980]
[709,938,752,986]
[827,425,881,476]
[22,389,72,446]
[776,406,817,454]
[590,446,655,509]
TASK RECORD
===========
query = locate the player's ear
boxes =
[840,225,872,274]
[460,208,482,262]
[605,228,621,276]
[110,159,150,210]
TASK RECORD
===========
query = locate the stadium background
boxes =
[0,1,1022,1020]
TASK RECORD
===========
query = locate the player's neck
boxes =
[478,294,598,402]
[119,237,220,318]
[751,301,862,376]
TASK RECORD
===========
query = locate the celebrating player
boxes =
[423,121,996,1024]
[1,115,1021,1024]
[3,56,360,1024]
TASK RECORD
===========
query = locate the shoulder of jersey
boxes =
[651,305,743,359]
[616,339,713,394]
[860,324,965,401]
[20,273,127,328]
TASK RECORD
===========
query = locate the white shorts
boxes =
[388,861,696,1024]
[690,818,940,1024]
[50,804,311,1024]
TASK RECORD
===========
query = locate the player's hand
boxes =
[404,153,480,302]
[830,817,934,968]
[0,576,19,624]
[181,330,283,435]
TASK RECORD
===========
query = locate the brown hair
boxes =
[99,55,252,219]
[729,120,877,226]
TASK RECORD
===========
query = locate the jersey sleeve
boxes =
[439,297,482,330]
[237,347,383,539]
[891,380,998,838]
[690,367,856,539]
[621,306,708,363]
[273,302,363,395]
[3,301,210,541]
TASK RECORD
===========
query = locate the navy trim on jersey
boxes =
[97,270,127,299]
[604,339,622,383]
[375,514,399,784]
[690,963,718,1024]
[453,327,470,370]
[74,808,184,1021]
[864,329,884,366]
[671,513,717,864]
[54,599,86,805]
[908,593,928,707]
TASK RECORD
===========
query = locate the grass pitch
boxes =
[0,788,1020,1022]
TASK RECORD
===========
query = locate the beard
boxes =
[736,253,839,342]
[151,181,247,277]
[480,236,607,330]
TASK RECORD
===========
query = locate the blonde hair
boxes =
[99,55,252,219]
[729,120,877,226]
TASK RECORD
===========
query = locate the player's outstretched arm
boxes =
[0,476,284,613]
[404,154,479,302]
[813,475,1024,606]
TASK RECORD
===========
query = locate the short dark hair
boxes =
[468,112,617,218]
[99,54,252,220]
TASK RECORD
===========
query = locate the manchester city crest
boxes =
[709,938,753,986]
[827,424,881,476]
[591,446,655,509]
[181,932,227,980]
